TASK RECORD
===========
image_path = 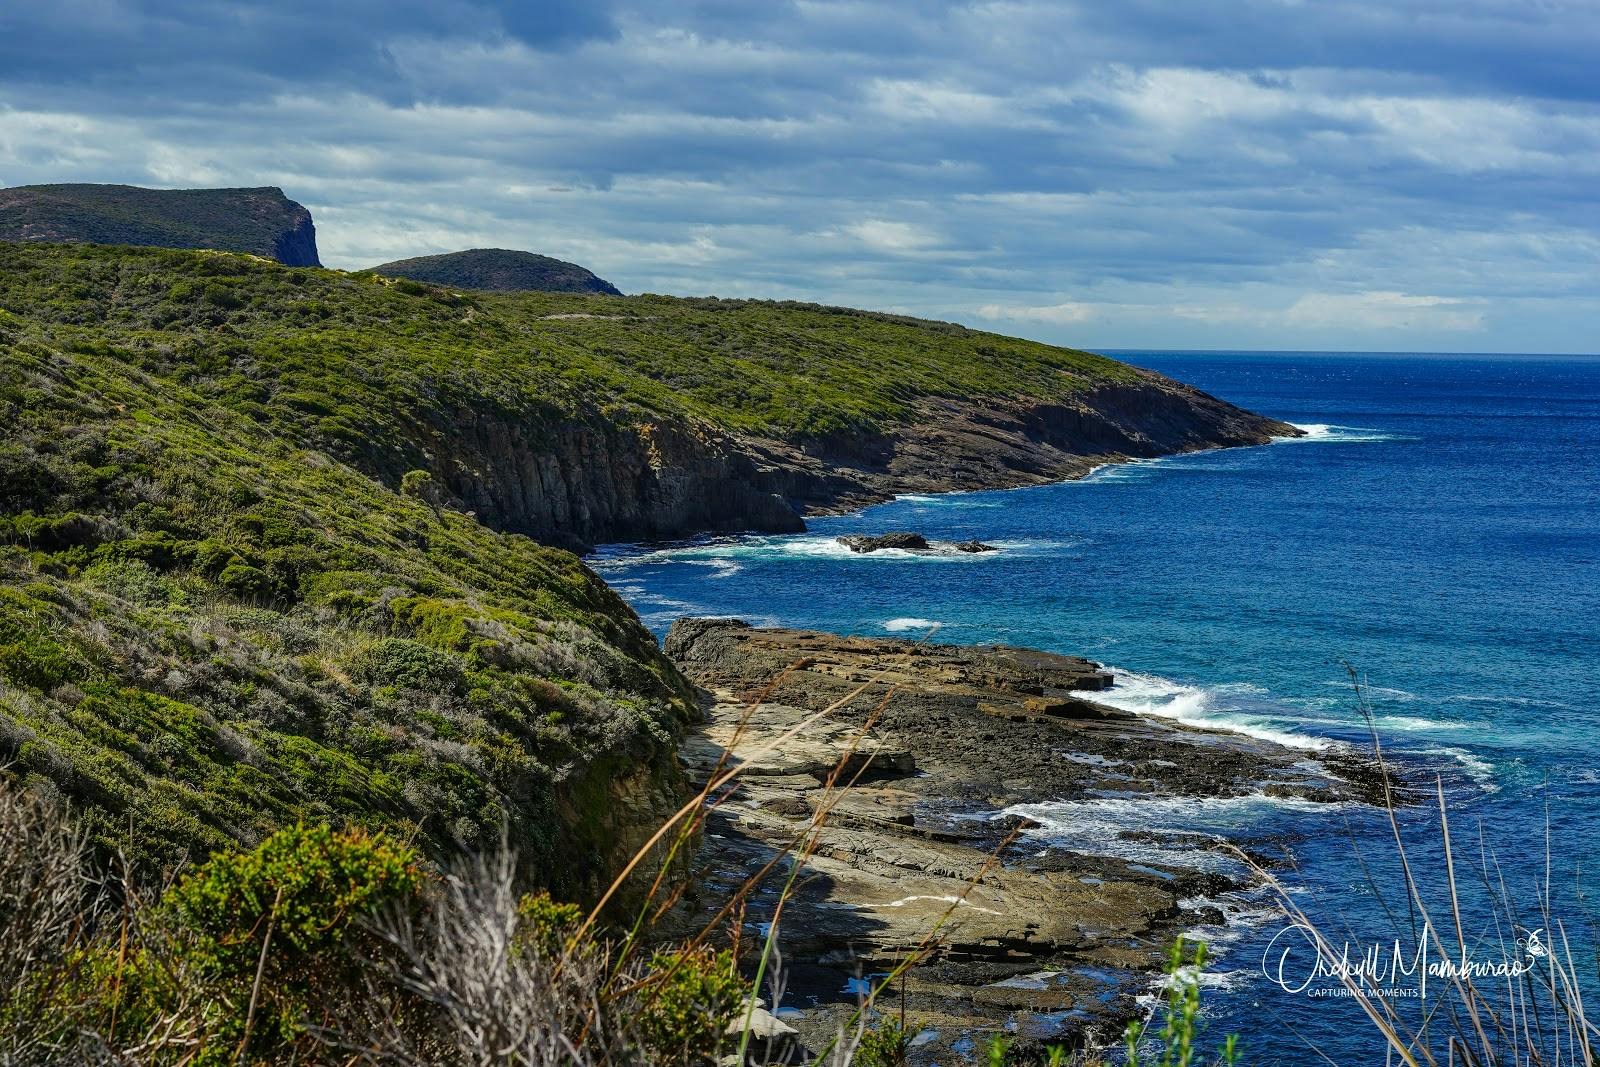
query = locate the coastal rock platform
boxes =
[660,619,1385,1061]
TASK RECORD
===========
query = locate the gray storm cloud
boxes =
[1,0,1596,351]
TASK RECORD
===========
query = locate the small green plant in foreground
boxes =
[854,1016,911,1066]
[1124,938,1238,1067]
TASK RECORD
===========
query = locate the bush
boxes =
[218,559,275,600]
[352,637,466,693]
[162,823,422,1055]
[167,822,421,972]
[0,633,77,691]
[854,1017,910,1067]
[515,889,583,956]
[83,557,172,606]
[635,945,748,1065]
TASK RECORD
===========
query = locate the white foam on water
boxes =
[883,617,942,632]
[1295,713,1475,734]
[1279,423,1413,443]
[1449,693,1578,712]
[895,492,1003,508]
[1419,745,1500,792]
[597,532,1068,568]
[1079,460,1164,484]
[1001,792,1350,871]
[1318,680,1420,703]
[1087,669,1329,751]
[629,591,705,613]
[1377,714,1471,732]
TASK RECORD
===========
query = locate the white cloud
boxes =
[1283,290,1484,331]
[975,302,1096,324]
[841,219,943,254]
[2,1,1599,350]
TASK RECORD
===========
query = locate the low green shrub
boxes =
[635,945,749,1065]
[161,823,422,1057]
[854,1017,910,1067]
[351,636,466,693]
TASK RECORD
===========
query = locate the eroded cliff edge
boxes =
[416,369,1295,550]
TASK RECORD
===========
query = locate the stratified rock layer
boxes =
[662,620,1383,1061]
[424,377,1297,550]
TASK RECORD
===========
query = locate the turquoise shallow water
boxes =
[594,352,1600,1063]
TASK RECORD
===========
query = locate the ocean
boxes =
[593,351,1600,1064]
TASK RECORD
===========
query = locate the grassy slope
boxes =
[0,248,699,885]
[0,241,1142,881]
[0,241,1135,444]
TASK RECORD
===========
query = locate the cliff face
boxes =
[432,411,802,549]
[269,201,320,267]
[0,184,321,266]
[0,241,1294,551]
[411,371,1295,548]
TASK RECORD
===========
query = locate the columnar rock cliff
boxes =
[416,373,1293,548]
[0,242,1293,552]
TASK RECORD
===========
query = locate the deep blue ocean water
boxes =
[594,352,1600,1064]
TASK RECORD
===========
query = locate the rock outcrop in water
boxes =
[661,619,1384,1061]
[837,531,1000,553]
[837,531,930,552]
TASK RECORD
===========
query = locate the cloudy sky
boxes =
[3,1,1598,352]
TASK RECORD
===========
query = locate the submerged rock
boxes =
[952,539,998,553]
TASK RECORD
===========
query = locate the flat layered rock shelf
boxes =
[660,619,1387,1062]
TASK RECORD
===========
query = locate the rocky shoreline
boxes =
[432,374,1300,551]
[659,619,1386,1062]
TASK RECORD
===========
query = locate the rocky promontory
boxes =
[420,371,1300,551]
[661,619,1383,1061]
[0,239,1299,551]
[0,184,320,265]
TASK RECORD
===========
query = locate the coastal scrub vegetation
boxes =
[0,732,1234,1067]
[0,239,1143,883]
[0,246,698,882]
[0,779,752,1065]
[0,241,1135,446]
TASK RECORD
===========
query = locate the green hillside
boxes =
[0,240,1149,883]
[3,241,1132,442]
[370,247,623,294]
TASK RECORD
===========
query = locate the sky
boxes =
[2,1,1598,353]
